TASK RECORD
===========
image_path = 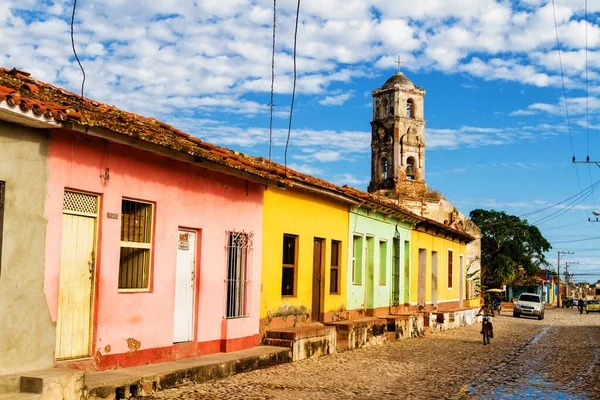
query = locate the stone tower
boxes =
[367,71,428,198]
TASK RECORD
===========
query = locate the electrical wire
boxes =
[541,221,587,232]
[284,0,300,174]
[584,0,595,209]
[268,0,276,165]
[70,0,86,99]
[551,0,583,197]
[532,179,600,225]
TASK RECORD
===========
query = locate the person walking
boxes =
[578,297,585,314]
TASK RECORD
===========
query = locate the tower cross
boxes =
[396,56,403,73]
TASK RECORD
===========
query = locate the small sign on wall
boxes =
[107,212,119,219]
[178,233,190,251]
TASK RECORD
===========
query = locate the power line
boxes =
[553,235,600,244]
[541,221,586,232]
[551,0,584,203]
[70,0,86,99]
[284,0,300,174]
[268,0,277,165]
[531,179,600,226]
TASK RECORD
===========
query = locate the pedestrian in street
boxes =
[578,297,585,314]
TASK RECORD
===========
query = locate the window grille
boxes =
[63,190,98,215]
[119,199,153,290]
[226,231,253,318]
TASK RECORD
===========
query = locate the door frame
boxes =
[312,237,325,322]
[56,189,99,360]
[173,227,199,343]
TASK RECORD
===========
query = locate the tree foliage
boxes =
[469,209,552,287]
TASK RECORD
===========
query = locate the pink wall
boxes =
[44,129,263,357]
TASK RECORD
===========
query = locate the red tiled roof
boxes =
[0,67,474,242]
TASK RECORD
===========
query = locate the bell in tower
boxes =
[367,70,428,199]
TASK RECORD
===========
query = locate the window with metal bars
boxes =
[119,199,153,290]
[330,240,341,294]
[448,249,453,289]
[0,181,4,277]
[226,231,252,318]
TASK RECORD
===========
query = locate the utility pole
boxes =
[557,251,574,308]
[564,261,578,297]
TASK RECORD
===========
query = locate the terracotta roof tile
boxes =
[0,66,475,241]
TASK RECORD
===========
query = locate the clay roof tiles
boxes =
[0,66,473,242]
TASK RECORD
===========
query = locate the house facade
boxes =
[345,205,414,316]
[45,130,264,370]
[411,226,470,310]
[260,185,350,334]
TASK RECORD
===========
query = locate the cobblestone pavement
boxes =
[148,307,600,399]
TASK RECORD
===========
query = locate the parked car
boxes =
[513,293,545,320]
[586,299,600,314]
[561,296,574,308]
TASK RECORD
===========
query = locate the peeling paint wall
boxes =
[0,120,55,373]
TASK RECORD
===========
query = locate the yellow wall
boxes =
[411,229,467,306]
[261,186,349,319]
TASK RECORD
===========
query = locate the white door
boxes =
[56,191,97,360]
[173,230,196,343]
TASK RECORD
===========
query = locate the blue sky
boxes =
[2,0,600,281]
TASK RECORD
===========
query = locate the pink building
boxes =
[46,130,263,371]
[0,67,268,372]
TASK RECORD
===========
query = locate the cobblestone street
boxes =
[149,307,600,399]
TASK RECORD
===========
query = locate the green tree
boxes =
[469,209,552,287]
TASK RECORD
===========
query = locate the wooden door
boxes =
[56,191,98,360]
[311,238,323,322]
[173,230,196,343]
[431,251,438,306]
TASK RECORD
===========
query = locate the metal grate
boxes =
[63,190,97,214]
[225,231,253,319]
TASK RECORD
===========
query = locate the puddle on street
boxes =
[466,376,587,399]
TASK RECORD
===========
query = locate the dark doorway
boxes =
[312,238,324,322]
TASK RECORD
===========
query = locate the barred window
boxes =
[282,234,297,296]
[226,231,252,318]
[119,199,153,290]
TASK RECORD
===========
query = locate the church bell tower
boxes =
[367,70,427,198]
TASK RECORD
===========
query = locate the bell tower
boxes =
[367,71,427,198]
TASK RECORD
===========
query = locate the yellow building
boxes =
[411,221,476,310]
[260,185,351,335]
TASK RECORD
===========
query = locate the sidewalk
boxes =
[85,346,291,399]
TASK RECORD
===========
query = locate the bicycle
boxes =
[481,315,493,345]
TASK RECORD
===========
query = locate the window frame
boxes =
[118,198,154,292]
[330,240,341,294]
[281,234,298,297]
[447,249,453,289]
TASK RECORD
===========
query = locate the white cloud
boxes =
[319,92,353,106]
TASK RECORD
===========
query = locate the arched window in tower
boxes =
[381,99,388,119]
[407,99,414,118]
[406,156,415,180]
[381,158,389,180]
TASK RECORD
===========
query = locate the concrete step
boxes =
[0,393,41,399]
[265,325,335,341]
[262,338,294,348]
